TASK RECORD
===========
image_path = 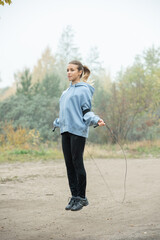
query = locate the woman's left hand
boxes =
[98,119,105,127]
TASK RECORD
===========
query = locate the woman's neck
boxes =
[72,79,80,85]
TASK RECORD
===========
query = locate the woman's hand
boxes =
[98,119,105,127]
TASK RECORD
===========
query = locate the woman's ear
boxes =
[79,70,83,77]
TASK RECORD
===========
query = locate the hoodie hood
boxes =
[70,82,95,96]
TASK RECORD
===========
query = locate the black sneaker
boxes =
[71,196,89,211]
[65,196,77,210]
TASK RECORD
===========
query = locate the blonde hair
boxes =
[69,60,91,84]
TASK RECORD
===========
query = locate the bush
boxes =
[0,123,40,148]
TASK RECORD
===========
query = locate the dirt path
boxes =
[0,158,160,240]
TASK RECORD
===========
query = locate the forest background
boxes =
[0,26,160,161]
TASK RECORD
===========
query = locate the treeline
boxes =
[92,46,160,143]
[0,26,160,144]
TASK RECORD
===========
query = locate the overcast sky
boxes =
[0,0,160,88]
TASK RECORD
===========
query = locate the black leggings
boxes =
[61,132,86,198]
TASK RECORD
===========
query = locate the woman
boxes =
[53,60,105,211]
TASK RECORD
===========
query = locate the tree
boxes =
[16,68,32,97]
[36,72,61,98]
[142,46,160,108]
[55,25,81,90]
[56,25,81,65]
[86,46,104,78]
[90,46,160,143]
[0,93,60,141]
[107,47,160,142]
[32,47,55,84]
[0,0,11,6]
[143,45,160,74]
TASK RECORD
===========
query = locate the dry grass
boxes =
[0,123,40,149]
[0,123,159,162]
[84,140,160,159]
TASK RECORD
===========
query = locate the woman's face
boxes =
[67,64,82,83]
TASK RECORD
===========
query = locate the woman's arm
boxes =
[81,89,105,127]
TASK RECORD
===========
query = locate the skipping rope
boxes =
[86,123,128,204]
[53,123,128,204]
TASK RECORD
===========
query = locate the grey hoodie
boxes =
[53,82,100,138]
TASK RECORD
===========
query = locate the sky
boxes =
[0,0,160,88]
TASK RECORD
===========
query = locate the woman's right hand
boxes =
[98,119,105,127]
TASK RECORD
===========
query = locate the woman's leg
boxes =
[70,133,86,198]
[61,132,78,197]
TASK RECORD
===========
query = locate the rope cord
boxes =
[53,122,128,203]
[87,123,128,204]
[105,124,127,203]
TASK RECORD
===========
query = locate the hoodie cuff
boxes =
[83,112,100,126]
[53,118,60,128]
[93,116,101,126]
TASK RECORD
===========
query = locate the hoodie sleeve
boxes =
[81,87,100,127]
[53,118,60,128]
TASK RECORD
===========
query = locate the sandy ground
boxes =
[0,158,160,240]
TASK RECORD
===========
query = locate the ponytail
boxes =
[81,65,90,83]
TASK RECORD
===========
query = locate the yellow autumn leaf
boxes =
[0,0,12,5]
[0,0,5,6]
[5,0,12,4]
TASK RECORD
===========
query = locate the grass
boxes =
[0,176,19,183]
[85,140,160,159]
[0,140,160,163]
[0,146,63,163]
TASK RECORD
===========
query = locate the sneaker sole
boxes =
[65,207,72,210]
[71,205,83,211]
[83,201,89,206]
[71,202,89,211]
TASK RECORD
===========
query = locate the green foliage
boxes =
[38,73,61,98]
[0,94,59,141]
[16,68,32,97]
[1,140,160,163]
[1,25,160,145]
[143,45,160,73]
[90,46,160,143]
[0,71,61,142]
[0,147,63,163]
